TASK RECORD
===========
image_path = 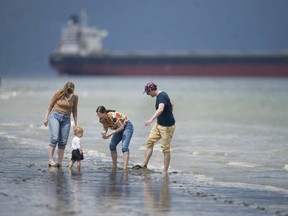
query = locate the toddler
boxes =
[68,127,84,173]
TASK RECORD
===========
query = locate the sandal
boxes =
[48,162,57,167]
[48,160,61,167]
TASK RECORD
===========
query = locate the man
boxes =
[136,82,176,175]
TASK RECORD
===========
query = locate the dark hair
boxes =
[96,105,115,114]
[143,82,157,94]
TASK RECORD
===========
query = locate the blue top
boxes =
[156,91,175,127]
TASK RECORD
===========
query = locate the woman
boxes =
[96,105,133,171]
[44,82,78,167]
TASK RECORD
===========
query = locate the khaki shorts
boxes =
[146,123,175,153]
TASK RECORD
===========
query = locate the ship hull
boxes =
[49,53,288,76]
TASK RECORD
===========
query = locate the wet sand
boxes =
[1,138,288,216]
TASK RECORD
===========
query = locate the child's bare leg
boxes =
[77,161,81,174]
[68,160,75,169]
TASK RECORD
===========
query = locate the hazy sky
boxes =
[0,0,287,76]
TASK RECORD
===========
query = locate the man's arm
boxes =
[145,103,165,126]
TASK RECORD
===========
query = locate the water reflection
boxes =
[99,169,130,199]
[69,169,83,214]
[47,167,69,215]
[47,167,78,215]
[46,167,171,215]
[143,174,171,213]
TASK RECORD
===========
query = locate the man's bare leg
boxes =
[162,152,170,175]
[141,147,153,168]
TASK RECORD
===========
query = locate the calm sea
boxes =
[1,76,288,213]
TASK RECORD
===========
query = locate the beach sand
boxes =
[1,137,287,216]
[1,77,288,216]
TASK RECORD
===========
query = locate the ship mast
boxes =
[80,10,87,28]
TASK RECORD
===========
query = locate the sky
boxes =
[0,0,288,77]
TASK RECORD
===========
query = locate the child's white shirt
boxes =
[72,136,82,150]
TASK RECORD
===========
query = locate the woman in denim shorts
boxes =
[43,82,78,167]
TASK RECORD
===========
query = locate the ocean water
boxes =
[1,76,288,215]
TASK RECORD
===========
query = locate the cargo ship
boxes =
[49,13,288,76]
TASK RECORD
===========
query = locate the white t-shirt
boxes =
[71,136,82,150]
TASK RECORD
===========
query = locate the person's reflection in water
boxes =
[109,168,129,198]
[69,168,83,214]
[47,167,74,215]
[143,174,171,214]
[92,168,131,214]
[110,168,128,182]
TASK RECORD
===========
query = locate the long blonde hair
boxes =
[57,82,75,100]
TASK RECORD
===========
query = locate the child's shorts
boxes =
[71,149,84,161]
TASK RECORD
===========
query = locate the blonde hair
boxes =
[74,126,84,135]
[57,82,75,100]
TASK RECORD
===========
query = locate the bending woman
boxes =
[96,105,133,171]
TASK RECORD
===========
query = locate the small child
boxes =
[68,127,84,173]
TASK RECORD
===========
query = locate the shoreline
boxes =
[1,76,288,215]
[1,138,288,216]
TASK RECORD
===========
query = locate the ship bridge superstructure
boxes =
[57,11,108,55]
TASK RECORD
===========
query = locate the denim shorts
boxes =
[109,120,134,154]
[48,111,71,149]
